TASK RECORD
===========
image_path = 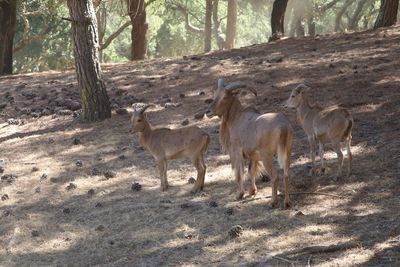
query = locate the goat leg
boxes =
[333,142,343,179]
[248,160,258,196]
[346,138,352,177]
[308,137,317,175]
[157,159,168,191]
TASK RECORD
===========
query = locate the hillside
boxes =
[1,26,400,266]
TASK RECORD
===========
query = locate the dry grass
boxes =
[1,26,400,266]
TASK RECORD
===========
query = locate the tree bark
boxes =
[270,0,289,41]
[204,0,212,52]
[224,0,237,50]
[374,0,399,28]
[66,0,111,122]
[128,0,148,60]
[0,0,17,75]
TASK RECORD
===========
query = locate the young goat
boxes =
[206,79,293,208]
[286,84,353,178]
[130,104,210,193]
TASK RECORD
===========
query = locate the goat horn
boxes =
[224,81,246,90]
[296,83,311,92]
[217,78,225,89]
[136,104,155,114]
[225,81,257,96]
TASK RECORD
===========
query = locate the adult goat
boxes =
[206,79,293,208]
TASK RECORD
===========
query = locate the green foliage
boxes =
[13,0,74,72]
[12,0,386,73]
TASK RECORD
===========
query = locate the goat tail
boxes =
[277,127,293,170]
[343,115,353,140]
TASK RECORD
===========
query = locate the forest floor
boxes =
[1,25,400,267]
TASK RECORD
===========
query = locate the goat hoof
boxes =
[284,201,291,209]
[236,192,245,200]
[190,186,202,194]
[248,188,257,196]
[270,200,279,209]
[161,185,169,191]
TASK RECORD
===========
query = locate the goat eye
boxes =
[137,119,142,122]
[291,95,295,98]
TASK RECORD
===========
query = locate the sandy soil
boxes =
[1,25,400,266]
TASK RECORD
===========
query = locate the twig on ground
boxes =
[273,255,295,267]
[289,241,359,255]
[264,192,345,199]
[289,191,345,198]
[307,255,312,267]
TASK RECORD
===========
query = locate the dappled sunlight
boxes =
[2,25,400,266]
[290,142,376,168]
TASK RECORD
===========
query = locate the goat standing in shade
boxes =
[286,84,353,178]
[130,104,210,193]
[207,79,293,208]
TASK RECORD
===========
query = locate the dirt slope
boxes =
[1,26,400,266]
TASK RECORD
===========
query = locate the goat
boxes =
[206,79,293,208]
[286,84,353,177]
[130,104,210,193]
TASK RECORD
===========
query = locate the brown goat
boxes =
[130,104,210,193]
[286,84,353,177]
[207,79,293,208]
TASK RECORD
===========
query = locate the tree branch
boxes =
[145,0,157,8]
[100,20,131,50]
[61,17,75,22]
[318,0,342,13]
[173,4,204,35]
[13,23,51,52]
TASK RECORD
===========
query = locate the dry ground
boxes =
[1,26,400,266]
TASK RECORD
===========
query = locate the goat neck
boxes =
[296,94,314,126]
[220,97,243,153]
[137,119,153,147]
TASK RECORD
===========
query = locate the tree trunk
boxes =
[204,0,212,52]
[270,0,289,41]
[128,0,148,60]
[67,0,111,122]
[334,0,356,32]
[374,0,399,28]
[348,0,369,30]
[307,17,316,37]
[224,0,237,50]
[213,0,224,50]
[96,2,107,62]
[0,0,17,75]
[295,18,305,37]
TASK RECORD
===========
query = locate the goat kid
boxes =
[130,104,210,193]
[207,79,293,208]
[286,84,353,178]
